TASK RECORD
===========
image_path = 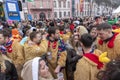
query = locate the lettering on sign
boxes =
[8,12,18,17]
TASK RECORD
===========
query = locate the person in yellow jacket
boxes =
[96,23,120,60]
[1,28,24,65]
[24,31,48,62]
[0,29,24,80]
[74,33,110,80]
[59,25,72,43]
[10,28,24,66]
[47,27,67,80]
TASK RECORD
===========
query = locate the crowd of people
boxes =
[0,15,120,80]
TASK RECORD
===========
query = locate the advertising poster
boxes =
[5,0,21,21]
[80,0,84,12]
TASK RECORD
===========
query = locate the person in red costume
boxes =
[69,20,75,33]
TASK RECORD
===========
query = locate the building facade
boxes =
[53,0,72,19]
[27,0,54,20]
[75,0,113,17]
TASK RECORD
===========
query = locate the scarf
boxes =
[99,33,118,48]
[48,39,66,51]
[48,39,66,58]
[60,31,64,35]
[0,39,13,54]
[84,53,103,69]
[58,39,66,52]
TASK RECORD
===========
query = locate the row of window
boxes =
[54,1,70,8]
[39,0,51,8]
[54,11,70,18]
[32,0,70,9]
[32,0,51,8]
[76,10,97,17]
[83,4,97,10]
[32,12,71,19]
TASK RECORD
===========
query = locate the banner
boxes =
[80,0,84,12]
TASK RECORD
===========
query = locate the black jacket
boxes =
[66,48,82,72]
[0,60,18,80]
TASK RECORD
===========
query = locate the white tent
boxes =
[112,6,120,14]
[0,0,3,2]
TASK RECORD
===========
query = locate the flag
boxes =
[27,0,34,2]
[76,0,80,11]
[90,0,93,9]
[80,0,84,12]
[77,3,79,11]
